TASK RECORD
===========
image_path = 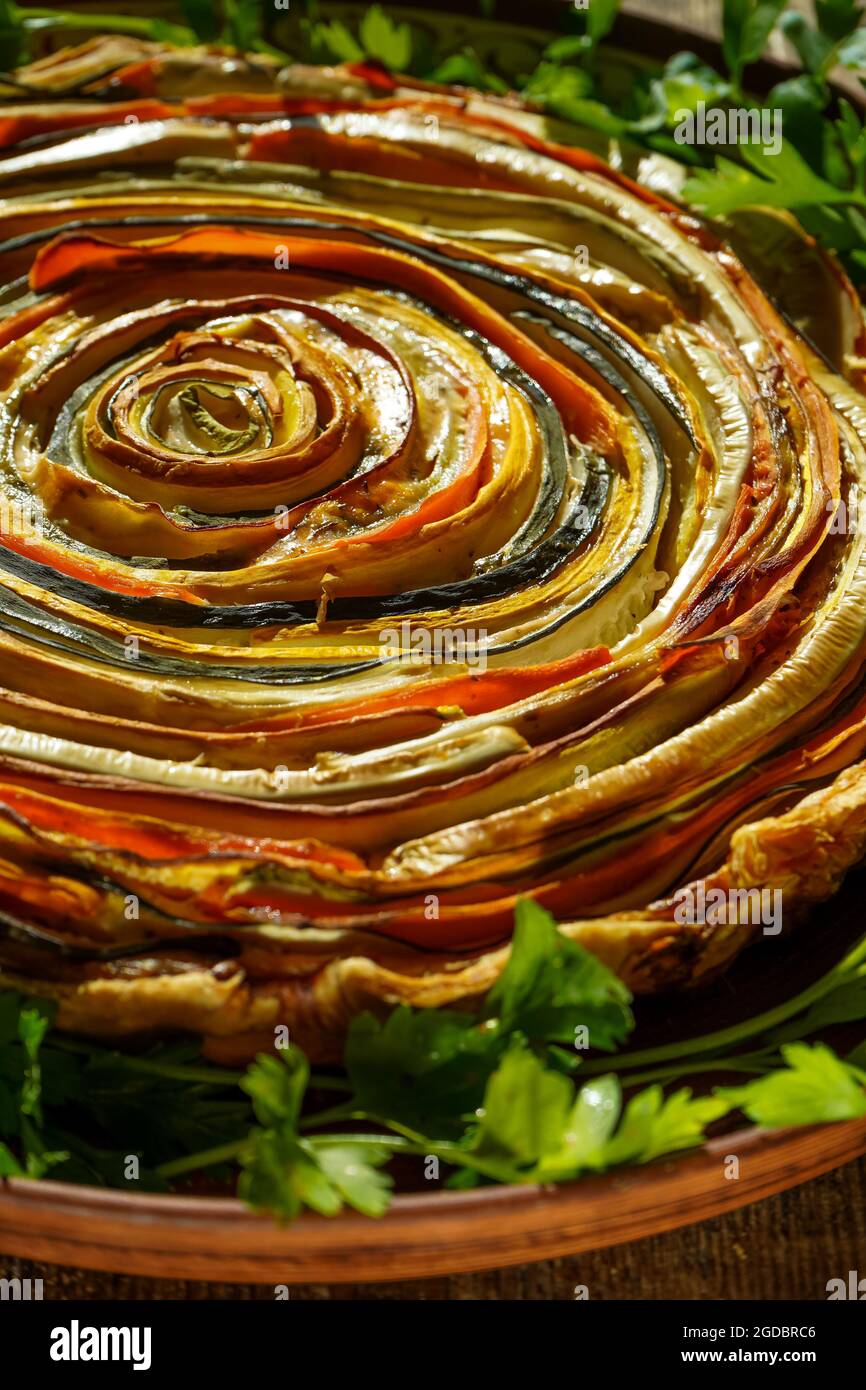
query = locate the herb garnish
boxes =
[2,900,866,1220]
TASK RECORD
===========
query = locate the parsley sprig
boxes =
[5,2,866,277]
[2,900,866,1220]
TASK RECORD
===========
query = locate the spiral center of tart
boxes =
[149,380,265,457]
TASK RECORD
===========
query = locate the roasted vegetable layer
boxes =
[1,38,866,1057]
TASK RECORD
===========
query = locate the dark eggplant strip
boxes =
[515,309,667,487]
[0,586,378,683]
[0,469,607,639]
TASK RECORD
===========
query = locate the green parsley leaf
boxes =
[535,1077,726,1180]
[5,1003,68,1178]
[346,900,634,1134]
[766,73,831,169]
[221,0,264,52]
[523,64,628,136]
[837,24,866,73]
[18,1006,49,1126]
[472,1045,573,1167]
[683,140,853,217]
[779,11,836,76]
[720,1042,866,1125]
[180,0,219,43]
[0,1011,79,1140]
[643,53,732,133]
[238,1045,394,1220]
[542,0,619,68]
[430,49,508,94]
[485,898,633,1051]
[315,1141,393,1217]
[815,0,863,43]
[470,1052,729,1183]
[0,0,25,69]
[722,0,788,89]
[358,4,412,72]
[308,19,363,65]
[587,0,621,47]
[601,1084,729,1165]
[535,1072,623,1176]
[0,1141,24,1177]
[544,34,593,64]
[240,1128,340,1221]
[241,1045,308,1128]
[345,1004,497,1135]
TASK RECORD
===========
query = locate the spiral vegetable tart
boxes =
[0,39,865,1061]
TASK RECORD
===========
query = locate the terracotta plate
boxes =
[1,1119,865,1282]
[2,874,865,1282]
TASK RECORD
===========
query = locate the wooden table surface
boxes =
[3,0,864,1301]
